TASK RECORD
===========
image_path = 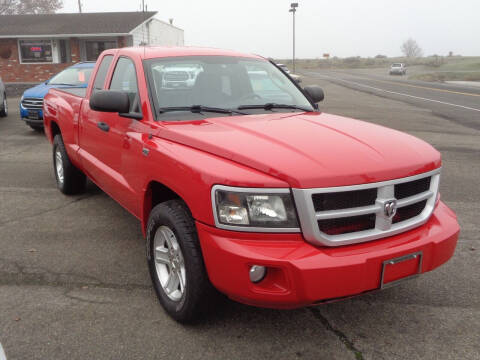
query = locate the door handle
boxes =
[97,122,110,132]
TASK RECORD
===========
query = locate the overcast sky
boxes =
[60,0,480,58]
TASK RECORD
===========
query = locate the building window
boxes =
[85,40,117,61]
[19,40,53,63]
[59,40,71,63]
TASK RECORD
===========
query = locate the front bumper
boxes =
[197,201,459,308]
[20,107,44,127]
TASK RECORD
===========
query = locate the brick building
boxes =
[0,12,184,83]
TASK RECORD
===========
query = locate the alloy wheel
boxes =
[153,225,186,301]
[55,148,64,184]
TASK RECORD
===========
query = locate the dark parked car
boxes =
[0,75,7,117]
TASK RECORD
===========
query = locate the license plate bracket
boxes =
[380,251,423,289]
[28,111,40,120]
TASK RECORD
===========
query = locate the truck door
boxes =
[78,54,116,185]
[79,55,148,217]
[99,56,145,216]
[79,54,138,214]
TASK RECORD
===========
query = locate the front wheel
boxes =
[147,200,214,323]
[52,134,86,195]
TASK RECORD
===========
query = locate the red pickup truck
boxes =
[43,47,459,322]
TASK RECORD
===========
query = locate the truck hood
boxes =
[157,112,441,188]
[23,82,86,99]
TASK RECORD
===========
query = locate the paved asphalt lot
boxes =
[303,68,480,131]
[0,71,479,359]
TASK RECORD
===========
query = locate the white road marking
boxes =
[0,343,7,360]
[318,74,480,113]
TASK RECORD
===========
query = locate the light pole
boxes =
[289,3,298,73]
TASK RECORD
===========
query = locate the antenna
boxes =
[77,0,82,13]
[141,0,146,46]
[141,0,147,57]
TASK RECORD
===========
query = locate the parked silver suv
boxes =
[389,63,407,75]
[277,63,302,83]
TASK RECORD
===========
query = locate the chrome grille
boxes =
[395,177,431,199]
[22,98,43,110]
[312,188,377,211]
[292,168,441,247]
[392,200,427,224]
[318,214,376,235]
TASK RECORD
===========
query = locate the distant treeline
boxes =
[276,55,477,70]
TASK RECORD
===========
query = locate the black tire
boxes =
[52,134,86,195]
[30,125,44,132]
[0,93,7,117]
[147,200,214,323]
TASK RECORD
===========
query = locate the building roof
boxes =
[0,11,158,38]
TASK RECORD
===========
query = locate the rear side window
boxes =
[92,55,113,91]
[109,57,141,114]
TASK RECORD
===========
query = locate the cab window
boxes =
[109,57,141,114]
[92,55,113,91]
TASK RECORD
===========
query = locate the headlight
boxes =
[212,186,299,231]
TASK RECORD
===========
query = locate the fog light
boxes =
[249,265,267,283]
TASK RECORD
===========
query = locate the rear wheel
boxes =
[52,134,86,194]
[147,200,215,323]
[0,94,7,117]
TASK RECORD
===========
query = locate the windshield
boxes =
[49,66,93,86]
[145,56,314,120]
[392,63,402,67]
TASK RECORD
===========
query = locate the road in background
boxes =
[303,69,480,131]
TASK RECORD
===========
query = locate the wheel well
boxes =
[151,181,180,207]
[143,181,182,234]
[50,121,61,139]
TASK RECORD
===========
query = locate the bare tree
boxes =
[401,38,423,58]
[0,0,15,14]
[0,0,63,15]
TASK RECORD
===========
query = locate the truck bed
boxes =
[43,87,88,156]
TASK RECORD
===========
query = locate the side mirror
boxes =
[90,90,130,113]
[304,85,324,103]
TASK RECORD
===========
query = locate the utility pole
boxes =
[77,0,82,13]
[289,3,298,73]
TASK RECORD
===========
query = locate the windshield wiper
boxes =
[238,103,312,112]
[158,105,247,115]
